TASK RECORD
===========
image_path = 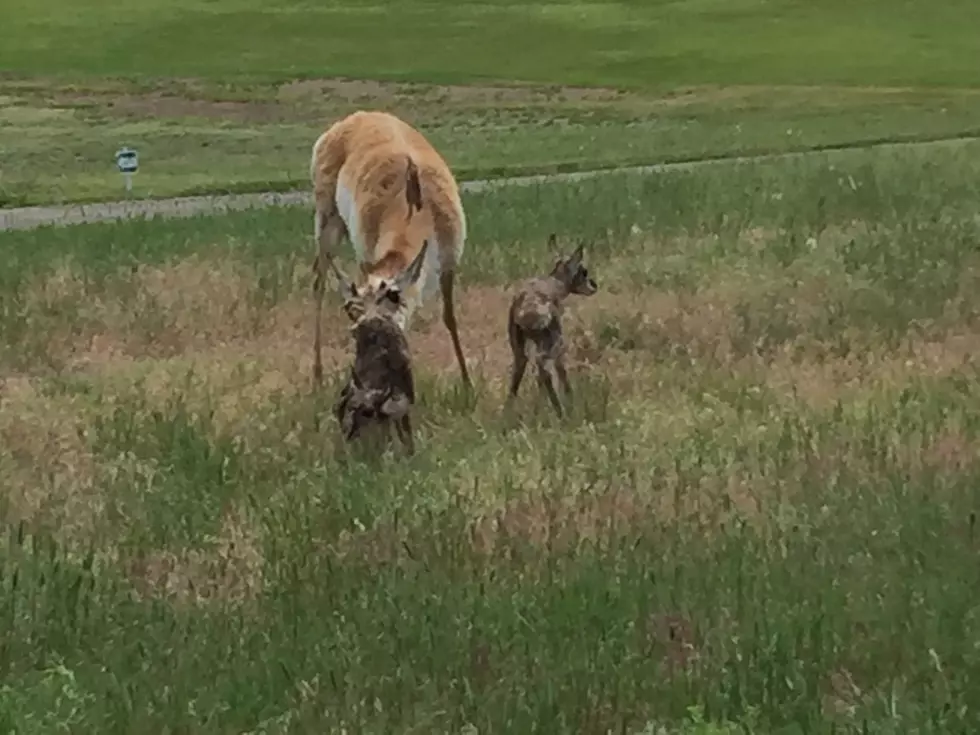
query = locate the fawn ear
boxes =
[341,410,358,439]
[379,388,411,419]
[394,239,429,293]
[547,232,561,261]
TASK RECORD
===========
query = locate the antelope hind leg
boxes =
[312,211,346,386]
[439,269,472,389]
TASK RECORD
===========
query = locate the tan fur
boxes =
[310,110,471,388]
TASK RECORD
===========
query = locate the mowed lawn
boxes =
[3,0,978,86]
[2,141,980,731]
[2,0,980,205]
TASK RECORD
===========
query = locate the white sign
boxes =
[115,147,139,173]
[114,147,139,193]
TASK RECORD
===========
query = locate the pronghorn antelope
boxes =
[310,110,471,389]
[506,234,598,417]
[330,242,428,455]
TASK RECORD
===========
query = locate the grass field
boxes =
[3,139,980,731]
[2,0,980,206]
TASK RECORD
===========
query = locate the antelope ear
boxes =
[379,389,411,419]
[394,239,430,293]
[351,371,364,390]
[571,242,585,263]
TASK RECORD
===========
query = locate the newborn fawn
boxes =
[506,234,598,417]
[330,242,429,455]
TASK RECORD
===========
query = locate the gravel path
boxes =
[2,136,975,233]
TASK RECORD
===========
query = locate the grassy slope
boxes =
[2,0,980,206]
[2,140,980,731]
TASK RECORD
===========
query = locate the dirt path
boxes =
[2,136,976,233]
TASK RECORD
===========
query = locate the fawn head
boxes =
[338,373,412,440]
[548,234,598,296]
[329,241,430,326]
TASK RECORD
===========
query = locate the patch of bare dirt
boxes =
[11,75,980,133]
[407,284,513,380]
[278,78,402,105]
[22,76,636,126]
[22,81,291,123]
[278,78,628,107]
[643,84,980,112]
[104,94,289,123]
[569,286,741,365]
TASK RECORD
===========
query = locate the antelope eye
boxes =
[383,288,402,304]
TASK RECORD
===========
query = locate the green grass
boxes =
[2,140,980,731]
[2,0,979,87]
[2,0,980,206]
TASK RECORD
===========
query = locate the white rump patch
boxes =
[391,242,442,332]
[420,238,443,302]
[335,180,366,263]
[310,132,329,183]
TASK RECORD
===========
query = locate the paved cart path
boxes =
[2,136,977,233]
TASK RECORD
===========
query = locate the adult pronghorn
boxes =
[310,110,471,389]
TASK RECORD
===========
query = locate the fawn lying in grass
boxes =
[331,242,429,455]
[506,235,598,417]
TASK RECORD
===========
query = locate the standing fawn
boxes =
[330,242,430,456]
[506,235,598,417]
[310,110,471,390]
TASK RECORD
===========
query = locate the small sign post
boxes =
[115,147,139,195]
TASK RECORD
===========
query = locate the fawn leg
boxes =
[312,210,346,386]
[506,326,529,406]
[396,415,415,455]
[552,327,572,398]
[507,352,529,406]
[440,270,472,389]
[536,329,565,417]
[555,355,572,398]
[536,358,564,418]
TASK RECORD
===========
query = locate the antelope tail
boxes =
[405,155,423,218]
